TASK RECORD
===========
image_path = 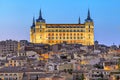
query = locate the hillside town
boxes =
[0,40,119,80]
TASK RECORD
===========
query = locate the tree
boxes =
[116,76,120,80]
[75,74,79,80]
[75,73,85,80]
[67,69,72,74]
[35,75,39,80]
[99,73,104,80]
[97,78,103,80]
[64,69,67,73]
[80,73,85,80]
[118,58,120,71]
[94,64,103,69]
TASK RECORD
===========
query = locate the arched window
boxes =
[48,34,50,36]
[52,33,54,36]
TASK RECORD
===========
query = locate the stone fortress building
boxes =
[30,9,94,45]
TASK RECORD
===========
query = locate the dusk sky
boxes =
[0,0,120,46]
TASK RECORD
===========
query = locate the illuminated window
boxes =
[88,34,90,36]
[89,30,90,32]
[40,25,42,28]
[48,30,50,32]
[89,24,90,28]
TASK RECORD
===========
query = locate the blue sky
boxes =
[0,0,120,46]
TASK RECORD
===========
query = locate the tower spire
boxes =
[87,9,91,20]
[31,17,35,28]
[78,16,81,24]
[36,9,45,23]
[32,17,35,26]
[39,9,43,20]
[85,9,93,22]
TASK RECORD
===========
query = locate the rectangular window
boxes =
[81,37,83,39]
[89,30,90,32]
[89,36,90,39]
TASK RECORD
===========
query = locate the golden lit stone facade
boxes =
[30,10,94,45]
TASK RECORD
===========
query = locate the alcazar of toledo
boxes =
[30,9,94,45]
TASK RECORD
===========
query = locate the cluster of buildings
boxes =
[0,10,120,80]
[0,39,120,80]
